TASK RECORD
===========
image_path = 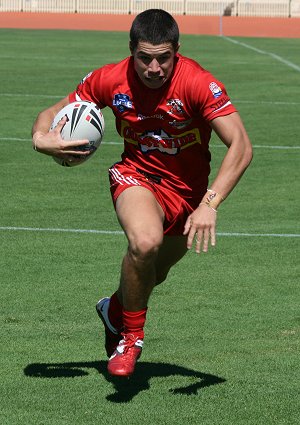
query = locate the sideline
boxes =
[1,137,299,150]
[1,93,300,106]
[224,36,300,72]
[0,226,299,238]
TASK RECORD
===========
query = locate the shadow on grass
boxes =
[24,360,226,402]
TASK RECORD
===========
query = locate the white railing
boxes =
[238,0,290,17]
[22,0,76,13]
[185,1,237,16]
[77,0,131,14]
[291,0,300,15]
[1,0,300,17]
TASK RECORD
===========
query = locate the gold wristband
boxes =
[207,189,224,199]
[202,189,224,210]
[199,202,218,213]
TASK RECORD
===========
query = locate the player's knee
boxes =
[128,232,163,264]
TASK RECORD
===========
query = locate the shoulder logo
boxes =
[113,94,133,112]
[209,82,223,98]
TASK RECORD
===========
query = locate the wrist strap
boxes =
[199,202,218,213]
[207,189,225,201]
[200,188,225,211]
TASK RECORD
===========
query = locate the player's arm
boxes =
[184,112,253,253]
[208,111,253,199]
[31,96,89,159]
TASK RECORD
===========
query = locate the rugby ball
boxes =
[50,100,105,167]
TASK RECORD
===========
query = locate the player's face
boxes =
[131,41,178,89]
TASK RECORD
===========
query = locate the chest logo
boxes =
[113,94,133,112]
[167,98,185,115]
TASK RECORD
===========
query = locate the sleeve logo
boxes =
[209,82,223,98]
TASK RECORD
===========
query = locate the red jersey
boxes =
[69,53,237,200]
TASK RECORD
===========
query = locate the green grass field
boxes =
[0,28,299,424]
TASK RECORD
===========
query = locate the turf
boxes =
[0,29,299,424]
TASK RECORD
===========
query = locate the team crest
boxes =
[113,94,133,112]
[167,98,185,115]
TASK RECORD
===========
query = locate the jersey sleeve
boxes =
[189,69,237,121]
[68,65,114,108]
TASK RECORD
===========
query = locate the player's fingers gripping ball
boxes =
[50,101,105,167]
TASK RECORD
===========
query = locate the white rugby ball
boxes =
[50,100,105,167]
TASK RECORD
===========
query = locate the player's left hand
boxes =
[183,204,217,253]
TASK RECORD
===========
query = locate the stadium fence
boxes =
[1,0,300,17]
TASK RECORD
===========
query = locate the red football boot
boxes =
[107,333,143,377]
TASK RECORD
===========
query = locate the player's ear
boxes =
[175,43,180,53]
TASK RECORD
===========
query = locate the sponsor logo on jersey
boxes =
[209,82,223,98]
[167,98,185,115]
[211,96,231,113]
[113,94,133,112]
[137,113,164,121]
[121,121,200,155]
[168,118,192,129]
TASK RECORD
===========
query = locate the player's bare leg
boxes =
[107,186,165,376]
[96,234,188,364]
[116,186,165,310]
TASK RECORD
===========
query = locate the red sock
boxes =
[108,292,123,330]
[123,308,148,339]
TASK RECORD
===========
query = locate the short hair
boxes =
[130,9,179,51]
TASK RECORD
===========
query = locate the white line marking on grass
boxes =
[0,137,123,145]
[1,137,32,142]
[1,137,299,150]
[223,37,300,72]
[0,93,300,106]
[0,226,299,238]
[217,232,300,238]
[0,226,124,235]
[247,145,300,150]
[210,144,300,150]
[0,93,63,98]
[235,100,300,106]
[1,93,300,106]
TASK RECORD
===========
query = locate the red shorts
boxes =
[109,162,205,236]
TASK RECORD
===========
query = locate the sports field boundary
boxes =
[2,137,299,150]
[1,226,299,238]
[224,36,300,71]
[0,12,299,38]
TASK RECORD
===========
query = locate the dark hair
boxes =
[130,9,179,51]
